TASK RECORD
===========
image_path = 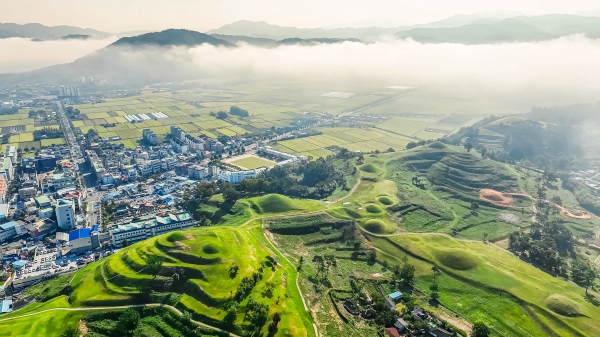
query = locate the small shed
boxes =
[389,291,403,302]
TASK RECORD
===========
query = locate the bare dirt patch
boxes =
[78,320,89,336]
[560,208,592,220]
[184,232,195,241]
[175,242,191,250]
[480,188,513,206]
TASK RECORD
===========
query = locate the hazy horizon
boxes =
[1,0,600,33]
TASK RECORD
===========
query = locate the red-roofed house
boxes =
[385,327,401,337]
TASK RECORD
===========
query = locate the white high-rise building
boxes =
[56,199,76,230]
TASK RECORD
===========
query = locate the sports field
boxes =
[230,155,276,169]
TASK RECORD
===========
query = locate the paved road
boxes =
[55,101,82,162]
[0,303,240,336]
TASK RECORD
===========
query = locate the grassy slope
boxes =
[368,233,600,337]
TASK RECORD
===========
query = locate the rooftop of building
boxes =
[0,221,17,230]
[112,212,193,233]
[69,228,90,241]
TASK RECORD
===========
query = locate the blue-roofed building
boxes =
[389,291,403,303]
[0,221,18,242]
[12,260,29,270]
[1,300,13,314]
[68,228,93,255]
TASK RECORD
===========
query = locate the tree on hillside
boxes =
[572,260,597,294]
[119,309,140,333]
[472,321,490,337]
[223,188,240,202]
[431,266,440,284]
[399,263,416,286]
[464,142,473,152]
[146,255,164,280]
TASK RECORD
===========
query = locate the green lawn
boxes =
[231,156,276,169]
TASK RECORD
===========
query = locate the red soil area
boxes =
[480,189,514,206]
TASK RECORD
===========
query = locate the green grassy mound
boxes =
[365,204,383,213]
[255,194,295,213]
[544,294,584,317]
[435,249,478,270]
[427,141,448,149]
[360,163,378,173]
[363,219,386,233]
[63,227,311,336]
[201,243,222,255]
[378,196,394,205]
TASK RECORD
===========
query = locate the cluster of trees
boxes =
[193,156,350,201]
[65,307,202,337]
[34,127,63,140]
[508,220,574,276]
[28,109,47,118]
[448,119,583,170]
[230,105,249,117]
[0,107,19,115]
[209,110,228,120]
[65,106,81,117]
[562,176,600,215]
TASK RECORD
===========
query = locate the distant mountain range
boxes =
[209,14,600,44]
[0,22,150,40]
[397,14,600,43]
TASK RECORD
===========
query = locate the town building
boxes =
[0,222,18,242]
[188,165,207,180]
[18,187,37,201]
[0,179,6,204]
[219,168,266,184]
[109,212,197,247]
[55,199,76,230]
[0,157,13,181]
[142,128,158,145]
[35,195,52,208]
[38,207,54,219]
[67,227,99,255]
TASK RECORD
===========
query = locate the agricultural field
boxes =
[71,90,320,142]
[273,127,415,156]
[0,107,65,150]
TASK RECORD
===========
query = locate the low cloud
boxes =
[0,37,117,73]
[3,35,600,109]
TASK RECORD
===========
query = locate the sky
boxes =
[1,0,600,32]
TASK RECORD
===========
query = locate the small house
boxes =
[385,297,396,310]
[429,327,453,337]
[394,318,409,333]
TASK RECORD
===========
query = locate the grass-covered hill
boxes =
[368,233,600,337]
[67,226,312,336]
[327,143,530,240]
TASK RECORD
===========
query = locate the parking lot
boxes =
[14,247,79,282]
